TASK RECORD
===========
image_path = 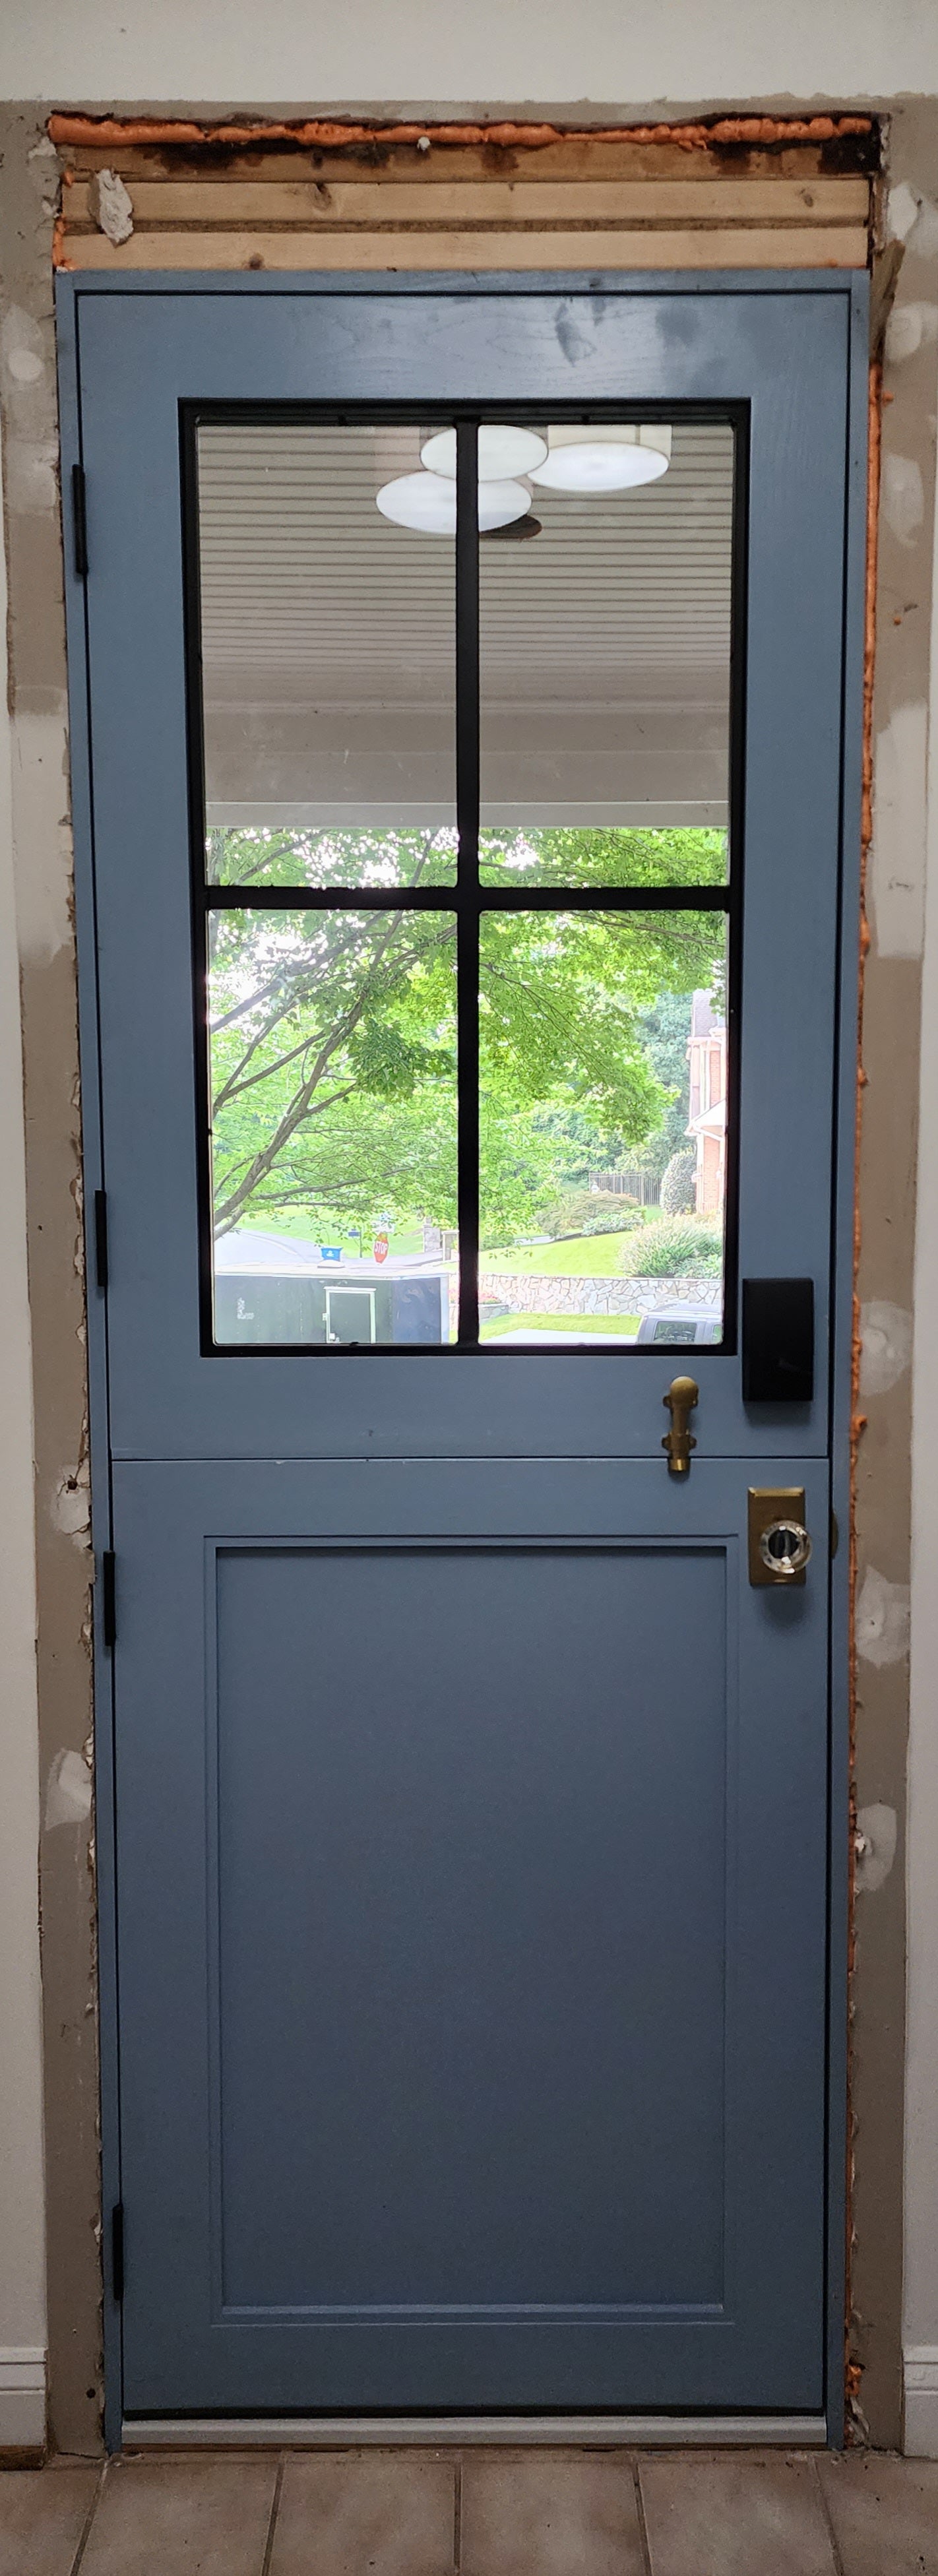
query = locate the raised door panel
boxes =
[113,1459,828,2412]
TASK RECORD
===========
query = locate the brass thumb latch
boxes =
[662,1375,699,1476]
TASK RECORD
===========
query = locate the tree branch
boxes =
[212,908,416,1234]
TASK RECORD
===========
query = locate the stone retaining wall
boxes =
[478,1271,721,1316]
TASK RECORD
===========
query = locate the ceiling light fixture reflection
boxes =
[375,472,532,535]
[481,515,543,542]
[420,425,548,481]
[530,424,672,494]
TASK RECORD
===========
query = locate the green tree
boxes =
[632,990,697,1178]
[206,827,726,1245]
[478,823,726,892]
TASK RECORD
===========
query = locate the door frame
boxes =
[55,266,868,2449]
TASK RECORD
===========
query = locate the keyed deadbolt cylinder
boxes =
[747,1488,812,1585]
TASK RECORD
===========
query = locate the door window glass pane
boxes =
[192,410,735,1352]
[208,908,458,1345]
[478,420,733,887]
[197,422,457,887]
[478,910,728,1348]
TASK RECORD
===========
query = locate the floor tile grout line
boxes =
[811,2457,848,2576]
[259,2452,285,2576]
[632,2453,654,2576]
[453,2451,463,2574]
[66,2461,108,2576]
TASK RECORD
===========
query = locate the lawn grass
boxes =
[481,1232,644,1278]
[480,1311,641,1338]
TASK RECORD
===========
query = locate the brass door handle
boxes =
[662,1375,699,1476]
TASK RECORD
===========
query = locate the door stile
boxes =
[823,271,870,2449]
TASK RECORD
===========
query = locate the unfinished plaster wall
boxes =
[904,158,938,2457]
[0,268,46,2457]
[1,0,938,119]
[0,109,100,2457]
[850,108,938,2450]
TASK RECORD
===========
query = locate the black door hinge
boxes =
[111,2203,124,2304]
[72,463,88,579]
[94,1189,108,1291]
[102,1551,116,1650]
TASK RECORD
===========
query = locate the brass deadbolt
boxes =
[748,1488,811,1585]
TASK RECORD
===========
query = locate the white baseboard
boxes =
[905,2348,938,2457]
[0,2348,46,2451]
[125,2412,828,2449]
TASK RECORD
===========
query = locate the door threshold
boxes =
[123,2413,828,2449]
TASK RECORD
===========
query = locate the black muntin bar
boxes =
[179,410,218,1359]
[718,408,750,1358]
[455,420,480,1347]
[205,883,730,914]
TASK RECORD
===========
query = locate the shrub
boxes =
[544,1187,643,1240]
[621,1216,722,1276]
[660,1149,697,1215]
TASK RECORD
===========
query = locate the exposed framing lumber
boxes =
[51,111,875,280]
[64,177,869,229]
[62,227,870,274]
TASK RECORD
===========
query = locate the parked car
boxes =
[636,1302,722,1346]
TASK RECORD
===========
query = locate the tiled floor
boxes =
[3,2447,938,2575]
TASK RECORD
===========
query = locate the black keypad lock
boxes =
[742,1278,814,1404]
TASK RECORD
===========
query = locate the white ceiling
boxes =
[197,418,734,696]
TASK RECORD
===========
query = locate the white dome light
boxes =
[421,425,548,482]
[530,424,672,495]
[376,472,532,535]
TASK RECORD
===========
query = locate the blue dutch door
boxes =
[60,274,864,2427]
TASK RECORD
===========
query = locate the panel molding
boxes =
[202,1530,732,2358]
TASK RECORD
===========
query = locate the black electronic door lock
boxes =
[741,1278,814,1404]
